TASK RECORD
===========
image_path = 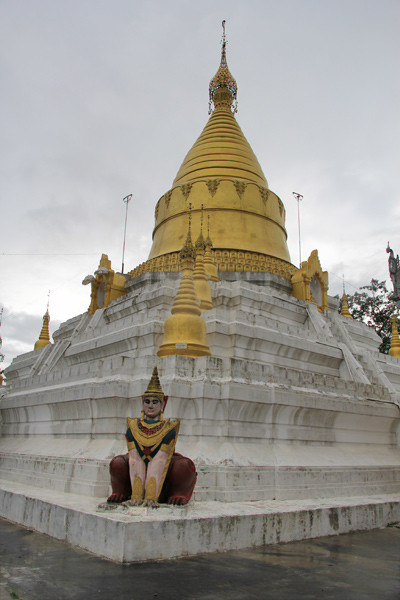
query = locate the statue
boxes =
[107,366,197,507]
[387,243,400,301]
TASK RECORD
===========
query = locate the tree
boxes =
[344,279,395,354]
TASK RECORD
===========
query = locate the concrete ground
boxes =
[0,518,399,600]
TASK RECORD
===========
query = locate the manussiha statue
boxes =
[107,366,197,508]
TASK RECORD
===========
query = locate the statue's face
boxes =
[143,396,162,420]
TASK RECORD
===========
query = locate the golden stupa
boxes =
[157,209,211,358]
[34,307,51,350]
[130,24,295,281]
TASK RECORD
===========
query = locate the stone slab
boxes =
[0,478,399,563]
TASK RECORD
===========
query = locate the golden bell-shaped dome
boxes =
[134,25,294,282]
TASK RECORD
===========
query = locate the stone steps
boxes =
[0,478,399,562]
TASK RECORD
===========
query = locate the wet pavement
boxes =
[0,518,399,600]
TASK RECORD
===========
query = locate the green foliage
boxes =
[345,279,394,354]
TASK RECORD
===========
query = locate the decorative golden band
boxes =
[129,251,296,281]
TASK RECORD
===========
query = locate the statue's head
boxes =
[142,395,163,420]
[142,366,167,420]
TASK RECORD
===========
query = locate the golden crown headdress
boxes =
[143,365,165,400]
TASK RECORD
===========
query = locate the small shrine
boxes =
[291,249,329,313]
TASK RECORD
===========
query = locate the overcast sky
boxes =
[1,0,399,369]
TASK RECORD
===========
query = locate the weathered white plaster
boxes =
[0,478,399,562]
[1,271,400,558]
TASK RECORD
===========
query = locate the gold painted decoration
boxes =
[164,190,173,208]
[207,179,220,197]
[291,250,329,313]
[126,417,180,457]
[389,313,400,358]
[82,254,126,315]
[234,181,247,199]
[130,250,296,280]
[132,476,144,500]
[144,477,157,501]
[259,187,269,205]
[181,183,193,201]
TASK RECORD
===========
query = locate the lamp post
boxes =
[293,192,303,267]
[121,194,132,274]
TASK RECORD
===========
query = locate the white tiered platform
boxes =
[1,272,400,561]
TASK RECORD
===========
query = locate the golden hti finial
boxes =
[389,312,400,358]
[204,214,219,282]
[157,206,210,358]
[34,293,52,350]
[209,20,238,114]
[340,277,352,318]
[194,204,213,310]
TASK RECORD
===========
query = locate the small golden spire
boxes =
[180,203,196,267]
[157,209,210,358]
[34,296,52,350]
[194,205,213,310]
[204,214,219,282]
[195,204,206,252]
[209,20,238,114]
[340,293,352,318]
[340,277,352,318]
[389,313,400,358]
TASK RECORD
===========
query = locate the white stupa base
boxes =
[1,478,399,563]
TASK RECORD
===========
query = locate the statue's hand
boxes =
[168,495,188,506]
[142,499,159,508]
[122,498,144,507]
[107,492,129,504]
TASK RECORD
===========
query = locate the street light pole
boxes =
[293,192,303,267]
[121,194,132,274]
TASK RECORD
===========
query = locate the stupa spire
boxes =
[34,293,52,350]
[340,293,352,318]
[157,205,210,358]
[193,205,213,310]
[204,215,219,282]
[209,20,238,114]
[389,313,400,359]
